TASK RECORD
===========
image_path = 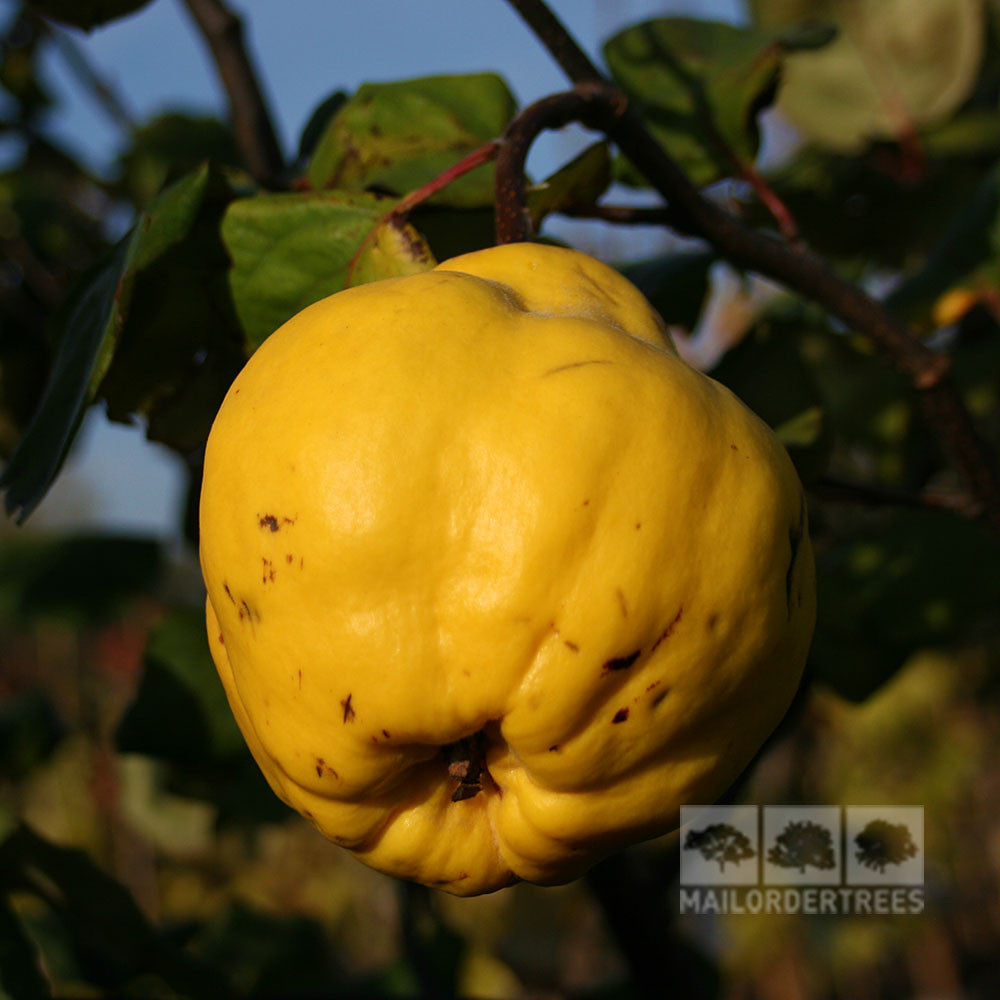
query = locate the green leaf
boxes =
[756,0,986,151]
[603,18,787,186]
[307,73,515,207]
[0,895,50,1000]
[117,606,244,763]
[222,191,435,350]
[528,142,612,228]
[26,0,153,30]
[0,825,229,998]
[0,241,127,523]
[1,163,239,520]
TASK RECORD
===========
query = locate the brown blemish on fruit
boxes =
[707,613,719,631]
[382,729,390,738]
[238,600,259,624]
[218,632,224,645]
[603,650,640,673]
[315,757,338,779]
[283,516,296,526]
[730,443,738,451]
[286,554,294,564]
[616,588,628,618]
[223,583,235,603]
[259,515,279,532]
[542,359,612,377]
[582,499,590,506]
[297,669,302,688]
[635,522,642,530]
[548,744,560,752]
[651,606,683,652]
[564,639,579,652]
[341,693,355,723]
[262,558,275,583]
[652,687,671,707]
[612,708,629,724]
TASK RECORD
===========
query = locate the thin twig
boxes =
[35,18,135,133]
[559,202,682,226]
[179,0,285,188]
[810,477,980,519]
[498,1,1000,531]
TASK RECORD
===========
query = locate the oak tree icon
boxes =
[683,822,756,872]
[767,820,836,873]
[855,818,918,873]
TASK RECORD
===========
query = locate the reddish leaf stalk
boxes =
[346,141,500,284]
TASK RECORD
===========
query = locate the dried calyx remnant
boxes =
[445,731,490,802]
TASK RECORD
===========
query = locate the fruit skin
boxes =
[199,242,815,896]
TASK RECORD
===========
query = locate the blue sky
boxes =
[7,0,746,539]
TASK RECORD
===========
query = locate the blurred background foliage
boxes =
[1,0,1000,997]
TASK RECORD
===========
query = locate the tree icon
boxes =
[683,822,756,872]
[767,820,836,873]
[855,818,918,873]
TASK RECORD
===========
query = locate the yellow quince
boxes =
[199,242,815,895]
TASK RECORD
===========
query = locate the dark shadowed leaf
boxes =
[621,251,714,330]
[117,606,244,762]
[528,142,612,228]
[711,319,831,482]
[0,894,50,1000]
[1,164,239,519]
[295,90,348,165]
[886,163,1000,323]
[307,73,515,206]
[117,607,291,824]
[117,113,242,208]
[0,692,64,781]
[0,535,162,625]
[192,904,344,998]
[26,0,153,30]
[603,18,789,186]
[222,190,435,350]
[0,240,128,522]
[96,165,243,454]
[0,825,229,997]
[810,508,1000,701]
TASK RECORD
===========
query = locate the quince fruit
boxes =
[199,242,815,895]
